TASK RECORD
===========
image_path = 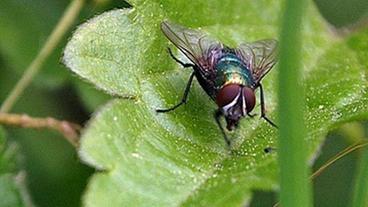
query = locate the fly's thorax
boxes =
[214,54,254,89]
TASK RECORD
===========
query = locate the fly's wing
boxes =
[161,21,221,69]
[237,39,278,84]
[161,21,224,98]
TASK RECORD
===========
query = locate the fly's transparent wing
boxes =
[237,39,278,84]
[161,20,221,66]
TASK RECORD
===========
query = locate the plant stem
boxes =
[0,113,81,147]
[278,0,311,207]
[273,141,368,207]
[351,138,368,207]
[0,0,85,113]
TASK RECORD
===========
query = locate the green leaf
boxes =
[0,127,28,207]
[63,0,368,206]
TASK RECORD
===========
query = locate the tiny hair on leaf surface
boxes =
[62,0,368,206]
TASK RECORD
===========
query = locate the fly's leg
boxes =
[167,47,194,68]
[156,72,195,113]
[247,112,257,118]
[156,48,196,113]
[259,83,278,128]
[214,109,231,147]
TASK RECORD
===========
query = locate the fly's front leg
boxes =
[156,48,196,113]
[167,47,194,68]
[247,112,257,118]
[156,72,195,113]
[259,83,278,128]
[214,109,231,146]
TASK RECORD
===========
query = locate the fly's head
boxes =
[215,84,255,130]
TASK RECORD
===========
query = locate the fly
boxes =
[156,21,278,146]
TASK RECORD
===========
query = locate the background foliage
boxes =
[0,0,367,206]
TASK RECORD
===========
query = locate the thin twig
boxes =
[0,0,85,113]
[310,141,368,180]
[0,113,81,147]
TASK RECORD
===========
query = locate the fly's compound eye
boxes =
[216,84,241,107]
[242,87,256,112]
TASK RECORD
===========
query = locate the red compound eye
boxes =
[242,87,256,112]
[216,84,241,107]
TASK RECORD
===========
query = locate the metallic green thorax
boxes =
[215,53,254,89]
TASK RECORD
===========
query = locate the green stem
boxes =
[351,138,368,207]
[278,0,311,207]
[0,0,85,113]
[273,141,368,207]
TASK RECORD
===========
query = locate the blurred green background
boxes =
[0,0,367,206]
